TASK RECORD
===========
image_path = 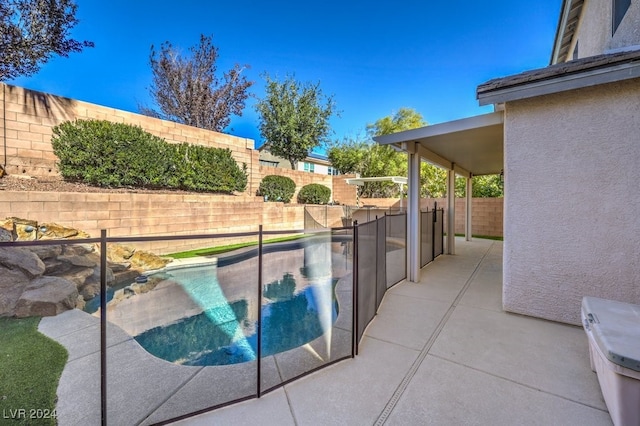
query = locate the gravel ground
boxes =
[0,174,206,195]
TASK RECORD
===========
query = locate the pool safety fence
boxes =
[0,214,443,425]
[353,208,444,350]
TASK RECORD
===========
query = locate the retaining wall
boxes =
[0,190,305,254]
[0,83,356,203]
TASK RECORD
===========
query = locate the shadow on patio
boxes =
[177,237,612,425]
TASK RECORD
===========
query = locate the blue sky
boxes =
[9,1,562,150]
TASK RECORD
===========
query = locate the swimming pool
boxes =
[98,237,350,366]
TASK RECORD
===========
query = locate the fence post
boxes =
[257,225,263,398]
[100,229,107,426]
[352,220,358,357]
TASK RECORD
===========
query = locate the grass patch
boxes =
[0,317,68,425]
[167,233,311,259]
[453,233,503,241]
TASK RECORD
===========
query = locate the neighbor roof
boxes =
[477,48,640,106]
[551,0,585,64]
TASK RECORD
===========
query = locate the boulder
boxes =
[79,281,100,300]
[57,254,98,269]
[107,245,136,263]
[0,266,30,316]
[38,222,90,240]
[14,276,78,317]
[0,247,45,278]
[129,251,172,271]
[56,267,94,288]
[10,218,39,241]
[0,227,12,242]
[62,244,96,256]
[27,245,63,260]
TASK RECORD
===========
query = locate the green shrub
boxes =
[297,183,331,204]
[257,175,296,203]
[172,143,248,193]
[51,119,247,194]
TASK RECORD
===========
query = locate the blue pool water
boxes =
[133,266,338,366]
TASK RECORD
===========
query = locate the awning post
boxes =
[465,176,472,241]
[447,168,456,254]
[407,144,420,282]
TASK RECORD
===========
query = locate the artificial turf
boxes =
[0,316,68,425]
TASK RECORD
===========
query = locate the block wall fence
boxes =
[364,197,503,238]
[0,83,358,205]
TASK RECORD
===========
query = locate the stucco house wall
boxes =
[503,77,640,325]
[572,0,640,59]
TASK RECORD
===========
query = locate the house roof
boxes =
[551,0,585,64]
[373,112,504,177]
[477,48,640,106]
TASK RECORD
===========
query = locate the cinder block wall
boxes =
[0,84,255,180]
[361,197,504,237]
[0,190,305,254]
[331,175,358,206]
[0,84,354,202]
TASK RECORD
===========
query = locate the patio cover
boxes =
[373,111,504,282]
[345,176,408,208]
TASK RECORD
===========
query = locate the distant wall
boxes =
[0,83,356,203]
[360,197,504,237]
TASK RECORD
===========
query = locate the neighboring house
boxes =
[258,146,339,175]
[298,152,340,176]
[375,0,640,325]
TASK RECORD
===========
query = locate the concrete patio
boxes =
[175,237,612,425]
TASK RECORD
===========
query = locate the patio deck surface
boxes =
[174,237,613,425]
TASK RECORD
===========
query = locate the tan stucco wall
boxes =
[503,78,640,325]
[572,0,640,59]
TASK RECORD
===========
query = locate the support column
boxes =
[465,175,472,242]
[447,168,455,255]
[407,144,420,282]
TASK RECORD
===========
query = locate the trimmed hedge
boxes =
[51,119,247,193]
[297,183,331,204]
[257,175,296,203]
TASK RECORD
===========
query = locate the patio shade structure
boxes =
[373,111,504,282]
[345,176,408,208]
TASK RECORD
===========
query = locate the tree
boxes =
[366,107,427,137]
[329,108,447,198]
[455,174,504,198]
[255,74,337,169]
[141,34,253,132]
[0,0,93,80]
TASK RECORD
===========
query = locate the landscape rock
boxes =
[27,245,63,260]
[0,228,12,242]
[129,251,172,271]
[107,245,136,263]
[0,266,31,316]
[79,281,100,300]
[63,244,95,256]
[57,254,98,269]
[56,267,94,288]
[38,222,91,240]
[0,216,174,317]
[14,276,78,317]
[9,218,39,241]
[0,246,45,278]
